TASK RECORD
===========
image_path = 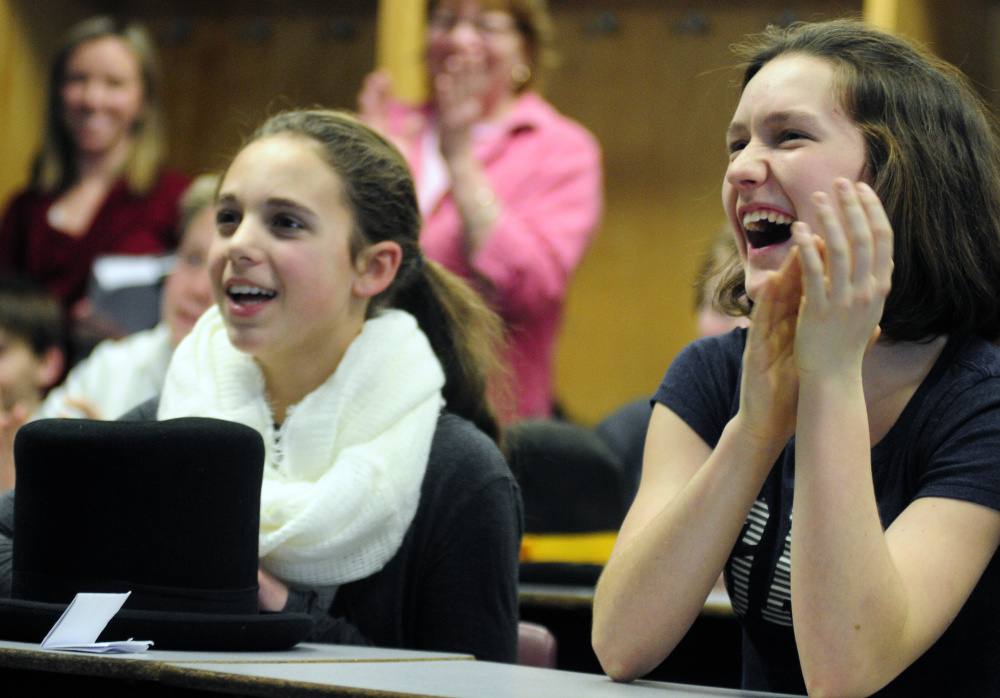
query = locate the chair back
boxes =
[518,621,557,668]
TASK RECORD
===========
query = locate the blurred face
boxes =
[723,54,867,301]
[426,1,528,103]
[697,304,750,338]
[61,36,145,159]
[161,206,215,347]
[0,331,50,411]
[211,135,368,379]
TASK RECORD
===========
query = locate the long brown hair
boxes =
[248,110,507,440]
[34,15,167,196]
[718,19,1000,342]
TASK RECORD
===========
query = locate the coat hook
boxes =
[585,11,619,37]
[240,18,271,43]
[322,18,355,42]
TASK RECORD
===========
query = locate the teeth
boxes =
[742,210,794,229]
[229,285,275,297]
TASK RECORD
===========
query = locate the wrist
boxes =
[467,186,500,231]
[728,413,792,472]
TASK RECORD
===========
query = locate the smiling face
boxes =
[162,206,215,348]
[426,0,529,106]
[60,36,145,161]
[0,331,52,412]
[211,135,370,381]
[723,53,867,301]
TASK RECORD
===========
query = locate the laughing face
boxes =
[61,36,145,161]
[723,53,868,301]
[426,0,528,107]
[211,135,369,380]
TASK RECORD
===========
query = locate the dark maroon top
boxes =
[0,169,190,310]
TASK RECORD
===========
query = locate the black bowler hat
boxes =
[0,418,313,651]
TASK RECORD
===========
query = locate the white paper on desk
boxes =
[40,592,153,653]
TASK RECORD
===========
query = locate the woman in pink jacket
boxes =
[361,0,603,420]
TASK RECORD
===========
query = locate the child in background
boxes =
[35,174,217,421]
[0,275,66,491]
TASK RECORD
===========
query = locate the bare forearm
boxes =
[792,374,907,695]
[593,416,782,681]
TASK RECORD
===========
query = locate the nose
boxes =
[445,17,484,48]
[225,219,265,267]
[79,79,106,108]
[725,141,769,192]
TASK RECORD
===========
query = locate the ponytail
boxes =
[393,259,509,442]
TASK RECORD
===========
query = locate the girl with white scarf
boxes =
[156,110,521,661]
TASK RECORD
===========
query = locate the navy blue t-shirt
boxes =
[655,329,1000,696]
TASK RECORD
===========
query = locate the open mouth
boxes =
[742,211,794,249]
[227,284,276,306]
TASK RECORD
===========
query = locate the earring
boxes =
[511,63,531,86]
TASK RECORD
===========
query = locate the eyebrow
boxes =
[216,194,311,212]
[216,193,319,223]
[727,109,823,138]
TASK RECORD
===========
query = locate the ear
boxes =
[353,241,403,299]
[35,346,66,391]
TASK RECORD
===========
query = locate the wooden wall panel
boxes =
[115,0,378,175]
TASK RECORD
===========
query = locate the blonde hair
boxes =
[34,15,167,195]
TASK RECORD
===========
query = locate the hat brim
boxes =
[0,598,313,651]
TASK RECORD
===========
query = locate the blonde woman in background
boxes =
[0,16,188,349]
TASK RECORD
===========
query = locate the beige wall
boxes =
[2,0,996,424]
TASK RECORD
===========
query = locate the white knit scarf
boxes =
[158,306,445,585]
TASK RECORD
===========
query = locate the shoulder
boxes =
[131,169,191,207]
[1,189,47,220]
[420,413,519,519]
[664,328,746,386]
[922,335,1000,416]
[152,168,192,195]
[948,333,1000,379]
[510,93,600,153]
[94,324,171,358]
[426,412,513,485]
[655,329,746,447]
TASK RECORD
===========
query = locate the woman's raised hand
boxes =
[357,69,423,161]
[434,50,489,160]
[792,179,893,378]
[739,246,803,447]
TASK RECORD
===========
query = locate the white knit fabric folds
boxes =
[158,306,445,585]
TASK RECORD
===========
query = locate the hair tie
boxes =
[412,252,425,272]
